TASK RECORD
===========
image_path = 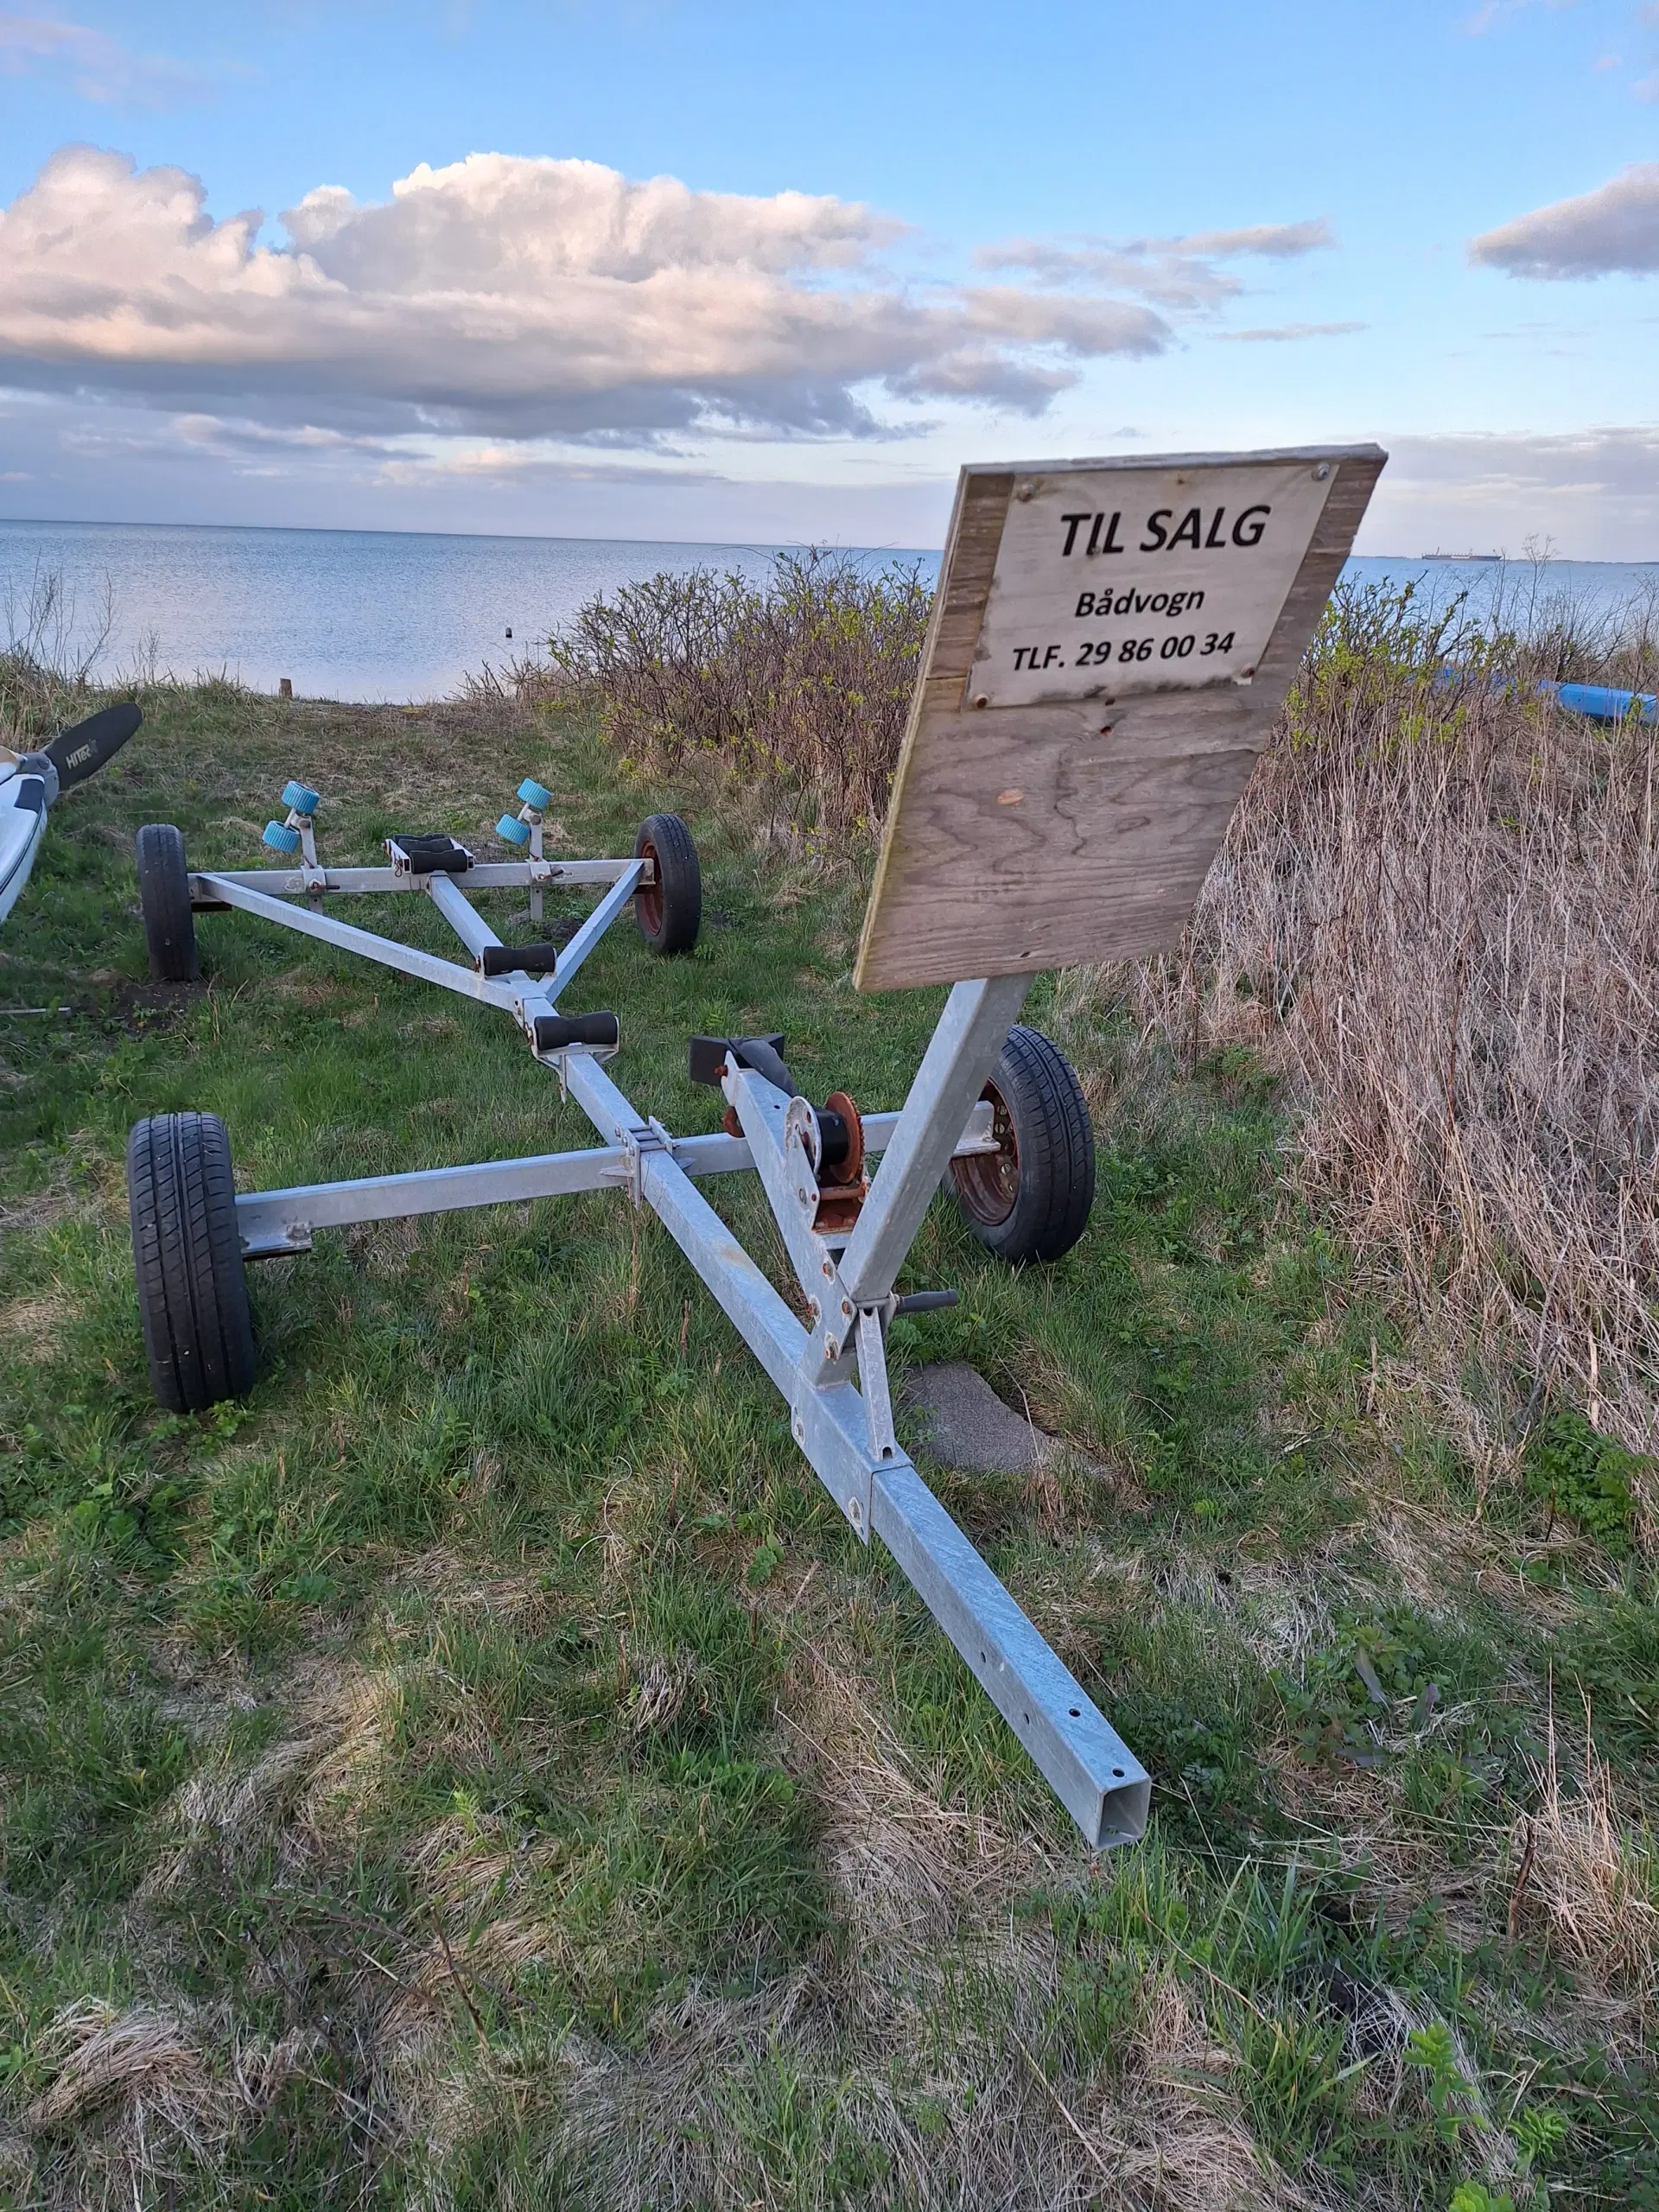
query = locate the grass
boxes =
[1,677,1656,2208]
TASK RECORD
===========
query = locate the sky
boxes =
[2,0,1658,554]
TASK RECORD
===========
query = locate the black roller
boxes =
[531,1010,619,1053]
[388,835,471,874]
[480,941,564,977]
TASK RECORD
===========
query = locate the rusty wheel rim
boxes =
[635,837,664,936]
[950,1077,1019,1227]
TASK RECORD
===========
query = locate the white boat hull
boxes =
[0,763,49,928]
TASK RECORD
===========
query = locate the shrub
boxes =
[544,548,931,832]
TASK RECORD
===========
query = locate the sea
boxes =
[3,517,1656,704]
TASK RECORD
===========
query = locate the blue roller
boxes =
[263,820,302,854]
[517,778,552,810]
[496,813,531,847]
[281,780,321,815]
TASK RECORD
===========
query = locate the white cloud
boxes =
[1363,426,1659,559]
[973,219,1333,308]
[0,145,1188,442]
[1463,0,1580,35]
[1218,321,1367,342]
[0,14,211,105]
[1469,162,1659,276]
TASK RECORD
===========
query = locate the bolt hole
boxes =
[1068,1707,1080,1718]
[1112,1767,1124,1778]
[1022,1712,1030,1726]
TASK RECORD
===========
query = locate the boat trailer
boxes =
[124,442,1387,1848]
[126,782,1151,1848]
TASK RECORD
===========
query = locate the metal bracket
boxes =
[726,1066,863,1378]
[603,1115,678,1205]
[852,1305,898,1529]
[296,819,327,893]
[239,1219,314,1261]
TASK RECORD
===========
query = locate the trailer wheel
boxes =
[633,813,701,955]
[136,823,199,982]
[127,1111,255,1413]
[950,1025,1096,1265]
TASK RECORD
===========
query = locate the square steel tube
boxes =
[426,873,501,963]
[194,875,524,1011]
[545,863,643,1001]
[838,975,1029,1308]
[560,1049,1149,1849]
[192,861,639,898]
[234,1104,999,1256]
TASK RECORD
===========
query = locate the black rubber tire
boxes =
[136,823,199,982]
[950,1025,1096,1265]
[128,1112,256,1413]
[633,813,701,955]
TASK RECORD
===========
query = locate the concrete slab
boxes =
[897,1360,1066,1478]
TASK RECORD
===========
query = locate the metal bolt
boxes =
[821,1260,834,1278]
[1313,463,1330,480]
[848,1497,863,1525]
[824,1334,837,1359]
[840,1300,852,1318]
[806,1298,820,1322]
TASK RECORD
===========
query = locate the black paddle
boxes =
[42,701,143,791]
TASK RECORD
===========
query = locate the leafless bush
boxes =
[450,648,576,737]
[1113,579,1659,1465]
[547,549,931,832]
[0,563,116,743]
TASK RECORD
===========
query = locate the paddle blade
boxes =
[45,701,143,790]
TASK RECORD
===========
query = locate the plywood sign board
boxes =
[855,443,1385,994]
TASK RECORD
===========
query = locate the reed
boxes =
[1116,580,1659,1462]
[0,563,116,744]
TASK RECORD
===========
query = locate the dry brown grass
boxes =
[1096,585,1659,1474]
[1507,1707,1659,2036]
[20,1999,321,2210]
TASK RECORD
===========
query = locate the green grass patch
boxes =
[0,688,1653,2206]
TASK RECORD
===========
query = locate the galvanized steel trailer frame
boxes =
[185,834,1151,1850]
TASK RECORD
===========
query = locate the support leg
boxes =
[838,975,1029,1308]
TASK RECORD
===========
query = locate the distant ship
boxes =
[1421,550,1503,562]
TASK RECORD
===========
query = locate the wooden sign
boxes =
[855,443,1385,993]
